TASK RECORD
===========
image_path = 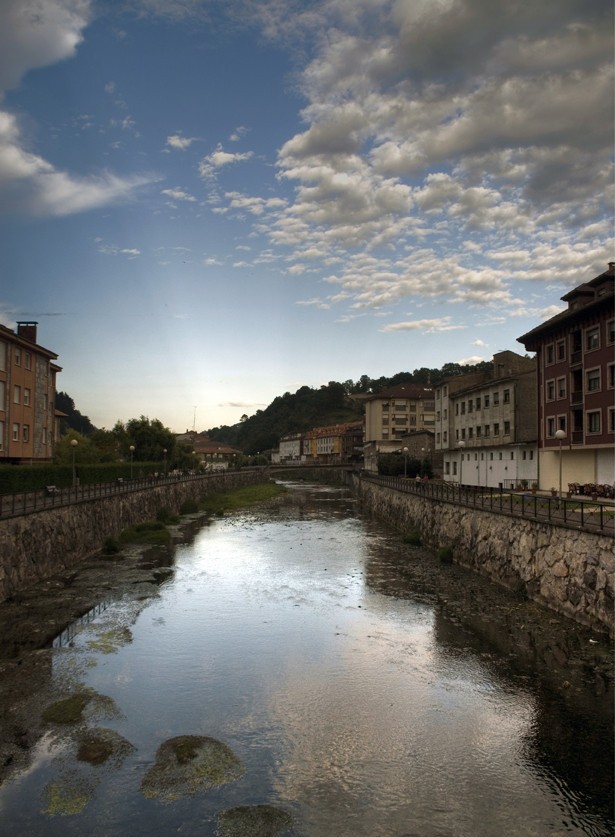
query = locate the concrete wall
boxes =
[0,470,265,603]
[349,473,614,636]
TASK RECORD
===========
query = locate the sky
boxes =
[0,0,613,434]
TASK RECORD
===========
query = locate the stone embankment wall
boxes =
[0,471,265,603]
[350,474,614,636]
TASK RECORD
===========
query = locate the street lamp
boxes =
[458,440,466,489]
[555,429,566,502]
[403,446,409,478]
[163,448,167,476]
[129,445,135,479]
[70,438,78,487]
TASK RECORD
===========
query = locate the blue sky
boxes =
[1,0,613,433]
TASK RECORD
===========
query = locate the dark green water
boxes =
[0,482,612,836]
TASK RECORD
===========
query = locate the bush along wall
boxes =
[0,462,161,494]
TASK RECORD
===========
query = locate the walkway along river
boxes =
[0,480,612,836]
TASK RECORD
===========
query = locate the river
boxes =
[0,481,612,836]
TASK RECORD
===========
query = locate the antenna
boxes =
[193,406,197,432]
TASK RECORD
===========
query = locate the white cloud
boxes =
[166,134,196,150]
[161,187,197,202]
[199,145,254,180]
[95,239,141,258]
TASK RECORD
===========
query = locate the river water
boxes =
[0,481,612,836]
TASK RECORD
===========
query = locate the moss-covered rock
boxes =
[217,804,293,837]
[140,735,244,801]
[42,771,97,816]
[76,728,135,766]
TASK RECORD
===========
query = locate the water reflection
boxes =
[0,481,611,837]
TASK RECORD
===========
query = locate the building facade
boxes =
[0,322,60,464]
[517,262,615,490]
[435,351,538,488]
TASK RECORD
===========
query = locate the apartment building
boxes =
[0,322,61,464]
[278,432,303,463]
[435,351,537,488]
[362,384,436,473]
[517,262,614,489]
[302,421,363,464]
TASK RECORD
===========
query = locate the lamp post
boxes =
[403,446,409,478]
[555,429,566,502]
[458,440,466,490]
[129,445,135,479]
[70,438,78,487]
[163,448,167,477]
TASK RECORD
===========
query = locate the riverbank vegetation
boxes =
[198,482,287,515]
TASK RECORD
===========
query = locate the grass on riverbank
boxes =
[199,481,287,516]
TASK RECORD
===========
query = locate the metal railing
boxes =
[0,468,264,520]
[359,473,614,534]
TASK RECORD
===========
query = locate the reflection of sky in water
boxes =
[0,487,611,837]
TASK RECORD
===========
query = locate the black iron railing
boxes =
[358,473,614,534]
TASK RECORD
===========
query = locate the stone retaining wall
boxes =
[0,470,265,603]
[350,473,614,636]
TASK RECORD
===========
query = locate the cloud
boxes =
[198,145,254,180]
[161,187,197,202]
[382,317,465,334]
[0,1,158,217]
[166,134,196,150]
[95,239,141,258]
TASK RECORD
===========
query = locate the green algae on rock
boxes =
[140,734,244,801]
[217,804,294,837]
[42,689,122,726]
[42,771,97,816]
[86,626,133,654]
[76,728,135,766]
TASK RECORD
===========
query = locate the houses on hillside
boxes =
[0,322,61,464]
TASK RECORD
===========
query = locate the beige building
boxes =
[362,384,435,473]
[435,351,537,488]
[0,322,60,464]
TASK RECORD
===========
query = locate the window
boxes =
[476,426,481,438]
[461,402,466,415]
[468,427,473,439]
[23,388,30,406]
[609,408,615,434]
[510,451,514,459]
[490,452,493,460]
[558,415,566,432]
[608,320,614,345]
[468,399,473,413]
[436,432,441,444]
[547,417,555,437]
[493,391,500,406]
[484,425,490,436]
[461,428,466,440]
[585,326,600,351]
[484,394,490,408]
[530,450,534,460]
[587,411,601,434]
[493,422,500,435]
[0,420,3,449]
[557,340,566,360]
[546,380,555,401]
[444,461,450,475]
[0,341,5,372]
[443,386,447,396]
[452,461,457,476]
[0,380,4,407]
[522,450,527,460]
[13,385,20,404]
[395,403,407,411]
[12,423,19,441]
[382,417,389,425]
[25,352,31,370]
[503,389,510,404]
[382,403,389,412]
[608,364,615,390]
[14,348,21,366]
[557,377,566,398]
[22,424,29,442]
[499,452,503,460]
[546,344,554,364]
[475,397,481,410]
[455,403,459,415]
[443,431,447,443]
[443,409,447,420]
[586,368,601,392]
[504,420,510,435]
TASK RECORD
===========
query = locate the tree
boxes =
[53,431,100,464]
[55,392,97,436]
[114,417,176,463]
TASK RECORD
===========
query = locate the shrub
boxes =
[402,532,422,546]
[102,537,120,555]
[179,499,199,515]
[438,546,453,564]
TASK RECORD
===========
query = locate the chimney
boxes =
[16,321,38,343]
[608,262,614,273]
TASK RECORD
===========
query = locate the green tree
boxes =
[53,431,100,464]
[114,417,176,463]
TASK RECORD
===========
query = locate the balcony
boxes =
[570,390,583,406]
[571,430,584,444]
[570,350,582,366]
